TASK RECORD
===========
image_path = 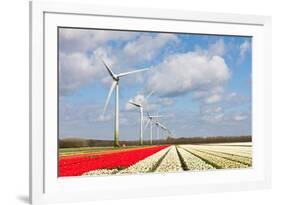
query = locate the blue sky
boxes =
[59,28,252,140]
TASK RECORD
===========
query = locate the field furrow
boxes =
[190,148,252,166]
[177,147,214,170]
[181,146,248,169]
[189,145,252,158]
[155,146,183,172]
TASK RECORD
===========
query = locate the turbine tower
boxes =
[157,122,168,139]
[128,101,144,145]
[101,58,149,147]
[145,113,162,145]
[155,121,160,141]
[128,91,154,145]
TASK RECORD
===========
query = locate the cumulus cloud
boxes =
[208,39,225,57]
[123,33,179,62]
[238,40,251,63]
[193,86,225,104]
[233,114,248,121]
[146,44,231,102]
[59,47,121,95]
[200,106,225,123]
[156,97,174,105]
[59,29,180,95]
[125,94,145,111]
[59,28,138,53]
[59,52,98,95]
[125,93,157,112]
[204,94,222,104]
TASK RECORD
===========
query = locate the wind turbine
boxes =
[155,121,161,141]
[101,58,149,147]
[157,122,169,139]
[145,113,162,145]
[166,128,172,138]
[128,101,144,145]
[160,124,172,139]
[128,91,154,146]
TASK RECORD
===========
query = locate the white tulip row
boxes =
[118,146,172,174]
[177,147,214,170]
[182,146,248,169]
[191,148,252,166]
[207,142,252,146]
[189,145,252,158]
[83,168,119,176]
[155,146,183,172]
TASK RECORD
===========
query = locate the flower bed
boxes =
[59,145,169,177]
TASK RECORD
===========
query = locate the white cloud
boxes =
[200,106,224,123]
[208,39,225,56]
[125,94,145,111]
[59,52,98,94]
[146,47,231,99]
[223,92,251,107]
[59,29,180,95]
[234,115,248,121]
[59,47,122,95]
[95,115,111,123]
[59,28,138,53]
[156,97,174,105]
[238,40,251,63]
[125,93,158,112]
[204,94,223,104]
[123,33,179,62]
[193,87,225,104]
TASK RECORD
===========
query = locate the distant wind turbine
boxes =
[129,91,154,146]
[128,101,144,145]
[145,113,162,145]
[155,121,161,140]
[101,58,149,147]
[157,122,166,138]
[157,122,169,139]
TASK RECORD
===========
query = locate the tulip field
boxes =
[59,142,252,177]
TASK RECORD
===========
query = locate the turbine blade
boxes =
[150,115,163,118]
[117,68,149,78]
[129,101,141,107]
[100,57,116,79]
[103,81,117,115]
[145,90,154,100]
[158,122,166,129]
[144,119,150,129]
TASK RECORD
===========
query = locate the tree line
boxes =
[59,135,252,148]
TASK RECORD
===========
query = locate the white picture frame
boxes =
[30,1,272,204]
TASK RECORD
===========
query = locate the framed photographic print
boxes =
[30,1,271,204]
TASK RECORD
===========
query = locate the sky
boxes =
[58,27,252,140]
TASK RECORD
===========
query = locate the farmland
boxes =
[59,142,252,177]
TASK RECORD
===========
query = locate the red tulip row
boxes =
[59,145,169,177]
